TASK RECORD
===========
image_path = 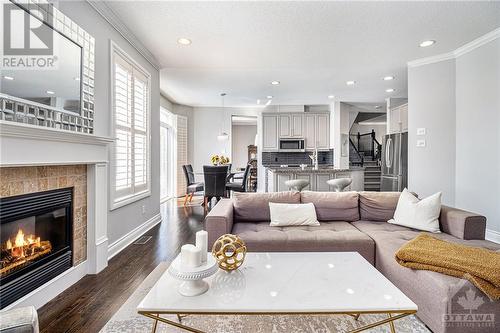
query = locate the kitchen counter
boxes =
[265,166,365,192]
[266,166,364,174]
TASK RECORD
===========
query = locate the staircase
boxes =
[363,158,381,192]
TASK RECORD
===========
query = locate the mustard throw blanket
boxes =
[395,234,500,300]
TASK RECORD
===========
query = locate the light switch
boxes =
[417,128,426,135]
[416,139,426,147]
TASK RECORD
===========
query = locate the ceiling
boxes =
[104,1,500,107]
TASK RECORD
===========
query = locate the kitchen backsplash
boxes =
[262,150,333,166]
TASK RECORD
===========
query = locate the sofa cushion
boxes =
[233,191,300,222]
[300,191,359,222]
[359,191,401,221]
[232,221,375,264]
[352,220,500,333]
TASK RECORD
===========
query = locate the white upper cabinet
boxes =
[263,112,329,151]
[262,114,279,151]
[304,114,316,150]
[279,114,291,137]
[315,113,330,150]
[291,114,304,137]
[389,103,408,134]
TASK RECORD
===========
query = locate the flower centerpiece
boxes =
[211,154,230,166]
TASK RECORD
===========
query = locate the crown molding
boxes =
[86,0,160,70]
[408,27,500,68]
[407,52,455,68]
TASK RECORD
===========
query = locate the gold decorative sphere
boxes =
[211,234,247,271]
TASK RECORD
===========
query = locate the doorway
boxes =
[231,115,258,191]
[160,108,176,202]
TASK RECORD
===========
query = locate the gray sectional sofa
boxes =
[205,191,500,333]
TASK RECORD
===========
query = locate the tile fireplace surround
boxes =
[0,121,113,310]
[0,165,88,265]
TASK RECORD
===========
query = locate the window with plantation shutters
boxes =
[110,43,151,209]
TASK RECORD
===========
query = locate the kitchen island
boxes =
[265,166,365,192]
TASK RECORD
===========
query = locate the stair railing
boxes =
[349,138,364,166]
[350,130,382,163]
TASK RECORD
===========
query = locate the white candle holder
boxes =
[168,254,218,297]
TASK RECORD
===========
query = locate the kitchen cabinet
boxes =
[262,114,279,151]
[304,114,316,150]
[279,115,291,137]
[389,103,408,134]
[262,112,329,151]
[315,174,331,192]
[291,114,304,137]
[265,168,365,192]
[316,114,330,150]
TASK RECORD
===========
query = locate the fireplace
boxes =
[0,188,73,309]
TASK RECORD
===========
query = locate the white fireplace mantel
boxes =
[1,121,114,310]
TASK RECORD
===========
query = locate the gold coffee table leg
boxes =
[348,312,411,333]
[141,312,205,333]
[151,313,159,333]
[388,313,396,333]
[348,313,361,320]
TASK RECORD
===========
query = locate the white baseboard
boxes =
[485,229,500,244]
[4,261,89,311]
[107,213,162,260]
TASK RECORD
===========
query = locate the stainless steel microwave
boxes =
[279,138,305,152]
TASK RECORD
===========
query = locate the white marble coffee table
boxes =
[137,252,417,333]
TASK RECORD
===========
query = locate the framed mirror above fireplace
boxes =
[0,0,95,134]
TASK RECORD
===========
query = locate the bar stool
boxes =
[285,179,310,192]
[327,178,352,192]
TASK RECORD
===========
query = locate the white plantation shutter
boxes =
[111,45,151,207]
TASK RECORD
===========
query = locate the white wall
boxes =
[332,102,350,169]
[59,2,161,245]
[408,59,456,205]
[231,124,257,169]
[408,33,500,236]
[455,38,500,234]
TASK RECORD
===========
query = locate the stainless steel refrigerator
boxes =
[380,132,408,191]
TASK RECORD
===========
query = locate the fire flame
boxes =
[4,229,41,258]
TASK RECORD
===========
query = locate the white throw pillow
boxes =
[388,188,442,233]
[269,202,319,227]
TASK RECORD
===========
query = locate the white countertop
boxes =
[137,252,417,314]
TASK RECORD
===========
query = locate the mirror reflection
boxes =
[1,18,82,114]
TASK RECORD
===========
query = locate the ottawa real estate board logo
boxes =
[444,279,496,329]
[1,2,57,70]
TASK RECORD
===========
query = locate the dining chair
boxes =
[182,164,204,206]
[226,164,251,195]
[203,165,229,209]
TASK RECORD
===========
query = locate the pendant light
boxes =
[217,93,229,141]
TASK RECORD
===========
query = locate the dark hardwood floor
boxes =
[38,200,206,333]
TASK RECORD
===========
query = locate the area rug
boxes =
[100,262,430,333]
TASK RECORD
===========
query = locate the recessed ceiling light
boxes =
[271,81,280,85]
[46,90,55,95]
[328,95,335,99]
[385,88,395,93]
[265,99,272,106]
[257,99,261,105]
[383,76,394,81]
[374,105,381,109]
[419,40,435,48]
[267,95,273,99]
[177,38,192,45]
[74,77,80,81]
[3,75,14,80]
[346,80,356,85]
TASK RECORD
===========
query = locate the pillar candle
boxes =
[196,230,208,263]
[181,244,201,268]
